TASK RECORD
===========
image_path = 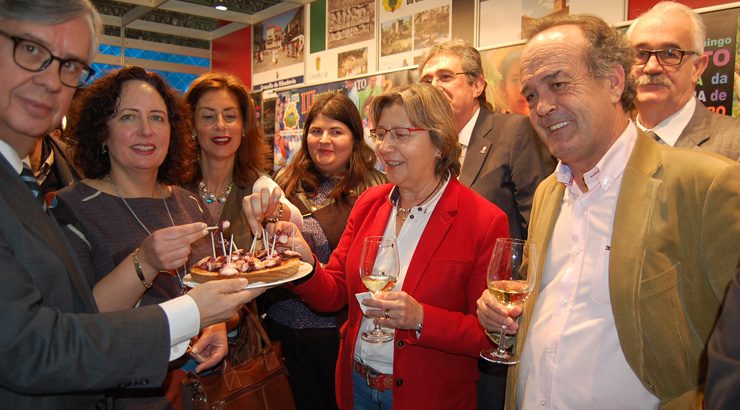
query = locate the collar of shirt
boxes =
[636,97,695,146]
[0,138,24,174]
[554,121,638,195]
[457,107,480,148]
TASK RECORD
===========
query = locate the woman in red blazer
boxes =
[252,84,509,409]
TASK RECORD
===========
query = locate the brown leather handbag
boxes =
[182,306,296,410]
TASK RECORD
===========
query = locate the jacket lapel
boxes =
[400,179,459,294]
[0,158,97,312]
[675,101,710,149]
[459,108,494,187]
[610,131,662,366]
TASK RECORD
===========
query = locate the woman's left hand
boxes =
[363,291,424,331]
[189,322,228,372]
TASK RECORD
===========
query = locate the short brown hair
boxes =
[370,83,461,178]
[183,72,268,188]
[66,65,195,184]
[277,92,379,200]
[524,15,636,112]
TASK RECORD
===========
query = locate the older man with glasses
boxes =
[0,1,264,408]
[627,1,740,161]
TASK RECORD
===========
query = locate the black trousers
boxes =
[477,358,507,410]
[264,316,340,410]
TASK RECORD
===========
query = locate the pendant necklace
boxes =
[198,178,233,204]
[396,178,444,221]
[107,175,186,292]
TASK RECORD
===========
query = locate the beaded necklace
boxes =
[395,177,444,220]
[198,178,233,204]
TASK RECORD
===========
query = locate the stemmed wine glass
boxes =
[480,238,538,365]
[359,236,400,343]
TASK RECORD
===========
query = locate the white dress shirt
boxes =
[0,139,200,361]
[458,108,480,167]
[353,175,450,374]
[517,123,660,409]
[636,97,696,146]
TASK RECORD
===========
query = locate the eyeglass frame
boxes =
[633,48,698,67]
[369,127,428,144]
[0,28,95,88]
[419,71,475,85]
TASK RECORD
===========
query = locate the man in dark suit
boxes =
[418,40,554,410]
[0,1,263,408]
[627,1,740,161]
[418,40,554,241]
[706,266,740,410]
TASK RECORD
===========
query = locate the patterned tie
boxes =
[20,163,46,210]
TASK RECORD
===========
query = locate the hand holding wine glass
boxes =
[359,236,399,343]
[480,238,538,365]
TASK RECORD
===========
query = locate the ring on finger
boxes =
[383,309,390,319]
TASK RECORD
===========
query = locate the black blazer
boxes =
[459,107,555,239]
[0,156,170,408]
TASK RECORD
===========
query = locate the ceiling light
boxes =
[213,0,227,11]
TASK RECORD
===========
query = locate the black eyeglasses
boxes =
[420,71,474,84]
[0,29,95,88]
[634,48,698,67]
[369,127,428,145]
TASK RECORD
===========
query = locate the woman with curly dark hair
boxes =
[52,66,228,409]
[262,92,385,409]
[183,72,302,250]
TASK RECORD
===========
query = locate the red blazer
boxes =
[294,178,509,409]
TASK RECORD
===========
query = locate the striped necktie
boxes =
[20,163,46,210]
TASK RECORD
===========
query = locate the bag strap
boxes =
[244,305,271,354]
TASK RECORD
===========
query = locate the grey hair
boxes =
[0,0,101,61]
[626,1,706,54]
[418,39,492,110]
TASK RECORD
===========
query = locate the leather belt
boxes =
[354,361,393,392]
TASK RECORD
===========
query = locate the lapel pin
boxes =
[480,146,488,154]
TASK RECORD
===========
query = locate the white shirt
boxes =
[0,139,200,361]
[353,176,450,374]
[458,108,480,167]
[636,97,696,146]
[517,123,660,410]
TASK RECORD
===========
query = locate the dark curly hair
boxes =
[65,65,195,184]
[183,72,268,189]
[277,92,379,200]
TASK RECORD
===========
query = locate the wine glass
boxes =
[480,238,538,365]
[359,236,400,343]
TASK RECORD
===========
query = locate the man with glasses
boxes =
[418,39,554,410]
[627,1,739,161]
[0,1,264,408]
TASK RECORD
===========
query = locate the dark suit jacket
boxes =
[706,266,740,410]
[506,131,740,409]
[0,156,171,408]
[459,107,554,239]
[676,101,740,161]
[294,178,509,409]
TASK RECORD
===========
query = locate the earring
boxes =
[100,144,107,155]
[192,133,197,140]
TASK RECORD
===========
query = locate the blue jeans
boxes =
[352,368,392,410]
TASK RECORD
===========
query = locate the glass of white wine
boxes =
[359,236,400,343]
[480,237,538,365]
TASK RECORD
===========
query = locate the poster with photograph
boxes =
[378,0,452,71]
[253,6,305,91]
[480,44,528,116]
[381,16,412,57]
[479,0,625,47]
[338,47,369,78]
[328,0,375,49]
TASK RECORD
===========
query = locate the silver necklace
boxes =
[107,175,185,291]
[395,178,444,220]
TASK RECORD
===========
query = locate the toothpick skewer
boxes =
[249,234,257,255]
[271,233,277,258]
[209,231,216,258]
[219,231,227,256]
[228,234,234,259]
[291,229,295,252]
